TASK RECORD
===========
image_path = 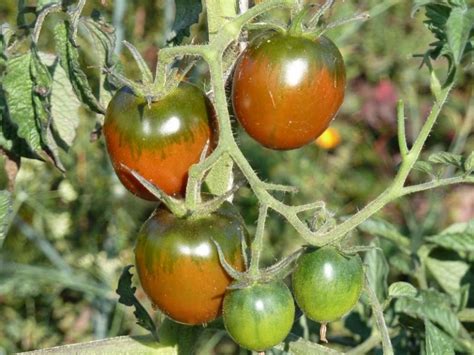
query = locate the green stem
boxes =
[397,100,409,159]
[206,0,238,41]
[458,308,474,323]
[365,276,394,355]
[400,176,474,196]
[248,204,268,276]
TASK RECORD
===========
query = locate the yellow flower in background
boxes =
[315,127,341,150]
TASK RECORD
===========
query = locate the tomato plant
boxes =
[223,280,295,351]
[103,83,215,200]
[292,247,363,323]
[134,203,247,325]
[232,32,346,150]
[2,0,473,353]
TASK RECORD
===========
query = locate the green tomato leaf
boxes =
[412,160,435,176]
[3,53,43,155]
[158,318,202,354]
[79,14,117,110]
[388,282,418,299]
[54,22,105,115]
[446,6,474,65]
[0,89,13,151]
[426,221,474,252]
[389,252,414,274]
[425,319,455,355]
[169,0,203,44]
[31,50,65,172]
[364,239,389,302]
[426,258,469,295]
[464,151,474,174]
[430,70,443,101]
[49,58,81,149]
[0,24,13,69]
[287,338,343,354]
[116,265,157,336]
[0,190,12,248]
[358,218,410,252]
[395,288,461,337]
[428,152,463,168]
[204,154,235,197]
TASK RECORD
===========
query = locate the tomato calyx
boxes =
[248,0,368,41]
[121,162,247,221]
[214,240,305,290]
[106,41,192,103]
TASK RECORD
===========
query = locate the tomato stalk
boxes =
[364,275,394,355]
[248,204,268,277]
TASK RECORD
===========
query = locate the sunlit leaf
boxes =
[364,239,389,302]
[428,152,463,168]
[446,6,474,65]
[395,288,461,337]
[388,282,418,298]
[425,319,455,355]
[54,22,105,114]
[426,258,469,295]
[426,221,474,252]
[3,53,43,155]
[0,190,12,248]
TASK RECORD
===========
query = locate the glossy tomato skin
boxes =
[103,83,215,200]
[135,203,247,325]
[223,281,295,351]
[232,32,346,150]
[292,247,363,323]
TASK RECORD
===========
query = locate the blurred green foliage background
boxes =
[0,0,472,353]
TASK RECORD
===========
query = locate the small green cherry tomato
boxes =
[232,32,346,150]
[135,203,247,325]
[103,83,215,200]
[223,281,295,351]
[292,247,363,323]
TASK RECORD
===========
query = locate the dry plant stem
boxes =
[365,276,394,355]
[319,323,328,343]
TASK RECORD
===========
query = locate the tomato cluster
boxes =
[103,14,357,351]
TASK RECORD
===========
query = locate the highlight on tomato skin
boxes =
[232,32,346,150]
[134,203,247,326]
[103,82,216,200]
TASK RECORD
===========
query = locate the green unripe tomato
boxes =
[292,247,363,322]
[223,280,295,351]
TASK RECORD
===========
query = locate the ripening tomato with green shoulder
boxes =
[232,32,346,150]
[135,202,247,325]
[103,83,216,200]
[223,280,295,351]
[292,246,363,323]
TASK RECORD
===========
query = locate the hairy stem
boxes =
[248,205,268,276]
[365,276,394,355]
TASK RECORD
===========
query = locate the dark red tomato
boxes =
[292,247,363,323]
[223,281,295,351]
[135,203,247,325]
[103,83,215,200]
[232,32,346,150]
